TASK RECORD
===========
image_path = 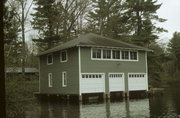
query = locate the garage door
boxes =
[109,73,125,92]
[81,73,105,93]
[128,73,147,91]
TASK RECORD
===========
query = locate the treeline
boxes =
[3,0,180,85]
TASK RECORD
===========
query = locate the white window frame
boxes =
[91,48,139,61]
[112,50,121,60]
[48,73,53,87]
[81,73,105,79]
[130,51,138,61]
[109,73,124,78]
[47,53,53,65]
[60,50,68,63]
[103,49,111,59]
[121,50,129,60]
[91,48,102,60]
[62,71,67,87]
[128,73,146,78]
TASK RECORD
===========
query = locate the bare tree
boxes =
[7,0,33,78]
[56,0,90,41]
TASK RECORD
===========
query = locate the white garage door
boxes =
[128,73,148,91]
[109,73,125,92]
[81,73,105,93]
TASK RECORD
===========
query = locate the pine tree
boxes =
[168,32,180,72]
[31,0,61,50]
[4,1,22,67]
[85,0,133,40]
[125,0,167,46]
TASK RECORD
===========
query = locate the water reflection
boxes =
[149,87,180,117]
[38,98,150,118]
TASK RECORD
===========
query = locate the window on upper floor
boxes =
[103,50,111,59]
[91,48,138,61]
[130,51,138,60]
[112,50,120,59]
[121,51,129,60]
[92,49,101,59]
[60,50,68,62]
[47,54,53,65]
[48,73,53,87]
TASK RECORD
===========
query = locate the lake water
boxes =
[26,86,180,118]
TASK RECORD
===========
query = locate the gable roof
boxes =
[6,67,39,73]
[39,33,152,56]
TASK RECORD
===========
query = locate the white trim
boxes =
[145,52,148,91]
[130,51,139,61]
[91,48,138,62]
[47,53,53,65]
[48,73,52,87]
[112,49,121,60]
[128,72,147,75]
[81,72,105,75]
[78,47,82,95]
[91,48,102,59]
[77,45,152,52]
[62,71,67,87]
[60,50,68,63]
[38,57,41,92]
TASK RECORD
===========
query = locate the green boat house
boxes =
[38,33,152,100]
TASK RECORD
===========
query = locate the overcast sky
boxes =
[157,0,180,44]
[26,0,180,44]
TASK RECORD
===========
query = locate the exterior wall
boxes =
[80,47,147,94]
[39,47,79,94]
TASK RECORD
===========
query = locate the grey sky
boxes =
[157,0,180,44]
[26,0,180,44]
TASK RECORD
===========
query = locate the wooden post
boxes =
[79,95,82,102]
[106,93,110,99]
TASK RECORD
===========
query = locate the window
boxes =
[47,54,53,65]
[62,72,67,87]
[130,51,138,60]
[109,74,123,78]
[112,50,120,59]
[61,50,68,62]
[92,49,101,59]
[48,73,52,87]
[91,48,138,61]
[103,50,111,59]
[129,74,145,78]
[121,51,129,60]
[81,74,103,79]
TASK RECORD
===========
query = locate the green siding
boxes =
[80,47,147,94]
[40,47,79,94]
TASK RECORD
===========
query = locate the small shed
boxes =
[6,67,39,80]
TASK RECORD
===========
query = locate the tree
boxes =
[7,0,33,77]
[4,0,22,67]
[148,42,165,86]
[168,32,180,72]
[125,0,167,46]
[31,0,90,51]
[85,0,130,39]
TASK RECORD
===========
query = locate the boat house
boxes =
[38,33,152,100]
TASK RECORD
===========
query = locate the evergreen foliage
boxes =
[3,1,22,67]
[85,0,131,39]
[31,0,90,51]
[168,32,180,72]
[124,0,167,46]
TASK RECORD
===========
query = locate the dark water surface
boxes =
[26,86,180,118]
